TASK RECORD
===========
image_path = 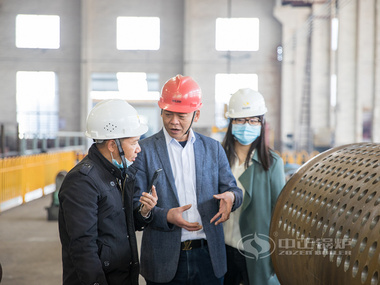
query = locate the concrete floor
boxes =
[0,194,145,285]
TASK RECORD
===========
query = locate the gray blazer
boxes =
[133,129,243,283]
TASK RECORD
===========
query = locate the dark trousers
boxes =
[146,244,223,285]
[224,245,249,285]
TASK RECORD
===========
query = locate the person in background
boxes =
[132,74,243,285]
[222,88,285,285]
[59,99,157,285]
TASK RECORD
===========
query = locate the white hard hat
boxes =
[226,88,267,118]
[85,99,148,139]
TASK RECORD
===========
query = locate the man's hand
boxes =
[210,191,235,225]
[139,186,158,217]
[167,204,203,231]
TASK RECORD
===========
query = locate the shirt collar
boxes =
[233,149,256,168]
[162,127,196,146]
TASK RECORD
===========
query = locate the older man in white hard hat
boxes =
[59,99,157,285]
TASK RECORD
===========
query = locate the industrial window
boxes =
[214,73,258,128]
[91,72,159,101]
[90,72,160,138]
[116,17,160,50]
[331,17,339,51]
[16,71,58,139]
[15,14,60,49]
[215,18,259,51]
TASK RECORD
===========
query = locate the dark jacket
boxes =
[59,143,150,285]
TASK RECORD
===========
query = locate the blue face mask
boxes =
[125,159,133,168]
[112,158,124,169]
[232,124,261,145]
[111,152,133,169]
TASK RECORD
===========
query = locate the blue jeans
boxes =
[146,245,223,285]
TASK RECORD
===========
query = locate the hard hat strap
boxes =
[184,111,196,135]
[115,139,128,173]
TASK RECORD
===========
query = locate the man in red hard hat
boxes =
[133,75,243,284]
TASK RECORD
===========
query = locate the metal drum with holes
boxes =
[269,143,380,285]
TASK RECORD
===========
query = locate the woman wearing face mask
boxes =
[222,88,285,285]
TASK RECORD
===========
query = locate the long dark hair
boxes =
[222,115,273,171]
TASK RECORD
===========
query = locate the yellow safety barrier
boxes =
[0,151,79,213]
[280,151,319,165]
[0,149,317,213]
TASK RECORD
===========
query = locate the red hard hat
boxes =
[158,74,202,113]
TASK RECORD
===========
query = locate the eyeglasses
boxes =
[233,117,262,126]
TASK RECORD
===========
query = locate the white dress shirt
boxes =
[223,152,253,250]
[163,127,207,241]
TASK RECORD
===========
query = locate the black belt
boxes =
[181,239,207,251]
